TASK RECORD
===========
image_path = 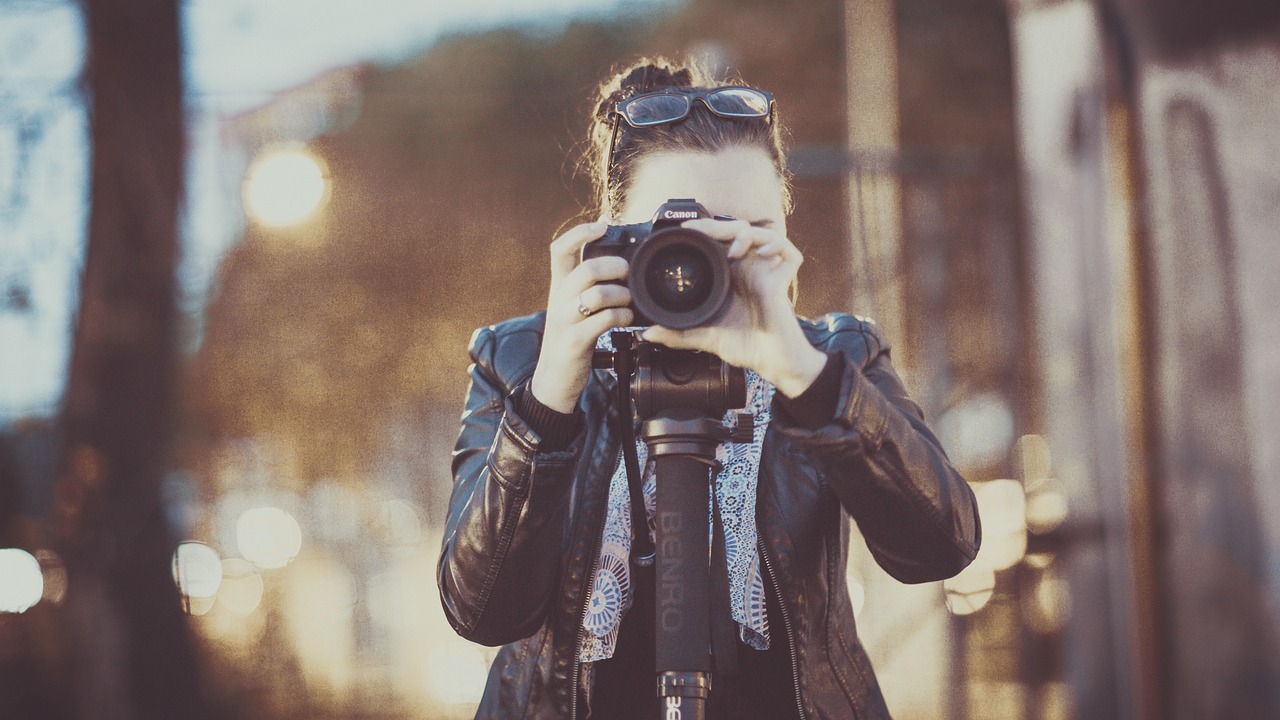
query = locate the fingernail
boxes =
[713,215,737,221]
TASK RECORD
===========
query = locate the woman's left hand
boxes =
[641,218,828,398]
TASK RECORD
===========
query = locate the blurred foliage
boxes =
[186,0,850,484]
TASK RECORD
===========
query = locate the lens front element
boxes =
[646,244,714,313]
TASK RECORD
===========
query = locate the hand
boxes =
[530,222,635,413]
[641,218,826,398]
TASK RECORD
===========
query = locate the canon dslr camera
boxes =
[581,198,732,329]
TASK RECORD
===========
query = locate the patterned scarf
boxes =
[580,331,773,662]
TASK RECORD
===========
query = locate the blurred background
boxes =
[2,0,1278,718]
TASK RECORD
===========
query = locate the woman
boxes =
[439,57,980,719]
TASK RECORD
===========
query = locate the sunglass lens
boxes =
[625,94,690,126]
[707,88,770,117]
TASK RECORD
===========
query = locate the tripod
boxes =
[595,331,753,720]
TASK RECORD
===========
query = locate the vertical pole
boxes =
[1102,94,1164,720]
[652,452,713,720]
[843,0,908,370]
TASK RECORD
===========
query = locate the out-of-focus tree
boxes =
[54,1,206,719]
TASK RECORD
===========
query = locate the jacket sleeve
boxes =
[437,325,583,646]
[778,318,981,584]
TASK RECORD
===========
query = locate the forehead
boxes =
[619,146,787,225]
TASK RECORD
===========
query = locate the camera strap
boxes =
[710,492,740,678]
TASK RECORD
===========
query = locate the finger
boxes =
[640,325,711,352]
[574,307,635,340]
[576,283,632,315]
[727,226,778,259]
[681,217,751,240]
[562,256,629,295]
[549,222,608,280]
[736,250,794,283]
[753,237,802,263]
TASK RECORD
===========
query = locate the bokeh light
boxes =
[236,506,303,569]
[35,549,67,605]
[172,541,224,598]
[374,499,423,547]
[972,479,1028,571]
[197,559,270,650]
[1019,434,1069,534]
[1018,434,1053,481]
[848,577,867,620]
[424,641,490,706]
[367,571,405,631]
[283,555,357,697]
[1026,489,1069,534]
[243,147,329,227]
[0,549,44,613]
[1024,553,1054,569]
[217,558,265,616]
[944,563,996,616]
[186,595,218,616]
[1024,568,1072,634]
[936,392,1015,469]
[845,566,867,619]
[1038,681,1073,720]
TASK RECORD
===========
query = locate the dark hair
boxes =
[587,56,791,218]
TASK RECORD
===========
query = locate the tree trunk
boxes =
[55,1,204,718]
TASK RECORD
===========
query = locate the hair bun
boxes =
[595,57,702,120]
[619,63,694,94]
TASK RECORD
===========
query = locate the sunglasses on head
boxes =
[613,86,775,127]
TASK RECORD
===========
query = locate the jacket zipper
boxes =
[759,542,807,720]
[569,447,623,720]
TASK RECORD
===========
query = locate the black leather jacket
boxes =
[439,311,980,719]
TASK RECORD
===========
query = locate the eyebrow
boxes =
[749,219,775,228]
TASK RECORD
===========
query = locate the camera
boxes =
[581,198,732,329]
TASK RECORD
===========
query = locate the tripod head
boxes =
[593,329,754,438]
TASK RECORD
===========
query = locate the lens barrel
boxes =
[629,227,731,329]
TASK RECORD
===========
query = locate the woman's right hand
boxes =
[529,222,634,413]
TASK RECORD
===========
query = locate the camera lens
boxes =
[629,228,730,329]
[644,245,714,313]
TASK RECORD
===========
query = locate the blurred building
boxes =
[1008,1,1280,717]
[847,0,1280,717]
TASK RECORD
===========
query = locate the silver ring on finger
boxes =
[577,293,593,318]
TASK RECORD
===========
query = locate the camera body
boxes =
[581,198,732,329]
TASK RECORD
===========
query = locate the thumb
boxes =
[641,325,701,350]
